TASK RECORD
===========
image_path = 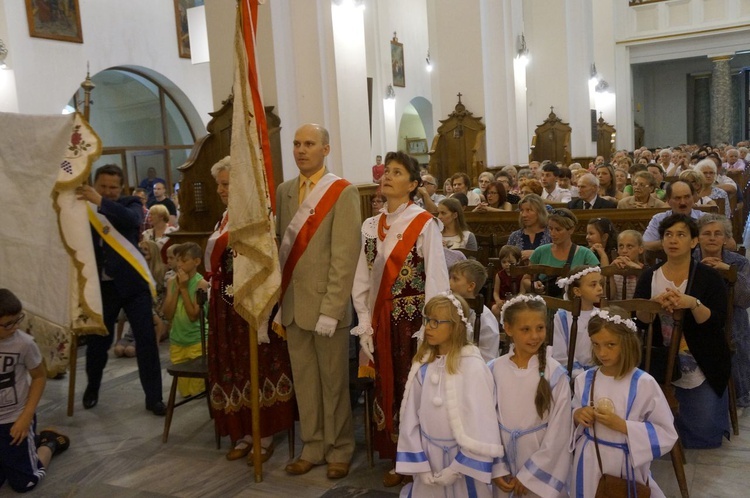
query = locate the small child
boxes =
[0,289,69,493]
[449,260,500,362]
[572,308,677,497]
[490,295,572,497]
[396,292,503,497]
[164,243,180,288]
[609,230,645,300]
[491,245,523,316]
[586,217,618,266]
[552,265,603,380]
[162,242,209,397]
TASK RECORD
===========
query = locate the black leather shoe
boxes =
[147,401,167,416]
[83,385,98,409]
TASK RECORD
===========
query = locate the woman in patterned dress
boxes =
[351,151,449,486]
[205,156,295,463]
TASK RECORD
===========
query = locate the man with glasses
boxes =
[414,174,443,213]
[617,171,667,209]
[567,173,617,210]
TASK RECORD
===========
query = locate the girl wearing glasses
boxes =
[396,293,502,497]
[473,181,512,213]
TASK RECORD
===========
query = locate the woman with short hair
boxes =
[507,194,551,261]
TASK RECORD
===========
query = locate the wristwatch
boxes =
[692,298,702,310]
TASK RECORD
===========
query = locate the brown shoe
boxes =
[285,459,317,475]
[226,441,252,461]
[382,468,405,487]
[326,462,350,479]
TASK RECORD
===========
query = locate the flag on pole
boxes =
[229,0,280,331]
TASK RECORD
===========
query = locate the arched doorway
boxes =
[68,66,205,193]
[397,96,433,163]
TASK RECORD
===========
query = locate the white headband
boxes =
[591,309,638,333]
[499,294,546,325]
[556,266,601,292]
[412,291,474,341]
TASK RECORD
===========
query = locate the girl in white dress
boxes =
[572,309,678,498]
[396,293,503,498]
[491,295,573,498]
[552,266,603,379]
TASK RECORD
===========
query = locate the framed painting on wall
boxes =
[406,138,428,155]
[25,0,83,43]
[174,0,205,59]
[391,35,405,88]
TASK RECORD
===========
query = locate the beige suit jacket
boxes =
[276,172,362,330]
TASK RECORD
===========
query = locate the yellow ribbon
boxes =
[87,205,156,297]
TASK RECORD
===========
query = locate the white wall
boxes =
[0,0,212,133]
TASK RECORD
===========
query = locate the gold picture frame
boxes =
[406,138,428,155]
[25,0,83,43]
[391,35,405,88]
[174,0,204,59]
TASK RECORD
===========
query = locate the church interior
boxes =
[1,0,750,496]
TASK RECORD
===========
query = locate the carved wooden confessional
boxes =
[171,95,283,251]
[529,107,571,165]
[428,93,486,185]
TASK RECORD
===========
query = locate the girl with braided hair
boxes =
[490,295,573,497]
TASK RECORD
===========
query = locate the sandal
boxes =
[226,440,252,461]
[247,440,275,464]
[38,429,70,457]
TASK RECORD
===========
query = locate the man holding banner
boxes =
[277,124,361,479]
[75,165,165,415]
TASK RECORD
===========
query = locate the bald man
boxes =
[276,124,361,479]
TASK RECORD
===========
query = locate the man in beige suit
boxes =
[276,124,361,479]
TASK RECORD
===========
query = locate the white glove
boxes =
[314,314,338,337]
[418,472,436,486]
[256,320,270,344]
[360,333,375,363]
[433,468,460,487]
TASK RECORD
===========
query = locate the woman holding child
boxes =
[206,156,295,463]
[351,150,449,486]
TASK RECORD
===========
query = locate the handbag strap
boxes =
[565,243,578,267]
[589,370,606,476]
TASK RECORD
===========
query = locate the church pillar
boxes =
[479,0,527,167]
[269,0,370,183]
[710,55,732,145]
[564,0,597,159]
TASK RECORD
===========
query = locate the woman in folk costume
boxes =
[491,295,572,498]
[396,293,503,497]
[351,151,449,487]
[205,157,295,463]
[572,309,677,498]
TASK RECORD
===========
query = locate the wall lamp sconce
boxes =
[426,49,432,72]
[590,63,599,85]
[385,84,396,101]
[516,33,529,65]
[595,79,610,93]
[0,38,8,69]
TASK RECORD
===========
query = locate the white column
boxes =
[614,44,633,150]
[565,0,596,158]
[480,0,526,167]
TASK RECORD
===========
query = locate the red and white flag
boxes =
[228,0,280,331]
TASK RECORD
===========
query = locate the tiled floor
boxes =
[6,341,749,497]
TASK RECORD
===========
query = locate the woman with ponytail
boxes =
[490,295,573,497]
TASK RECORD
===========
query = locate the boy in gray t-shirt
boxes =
[0,289,69,492]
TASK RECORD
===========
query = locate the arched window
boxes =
[69,67,203,195]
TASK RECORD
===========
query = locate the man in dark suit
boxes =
[75,165,165,415]
[567,172,617,209]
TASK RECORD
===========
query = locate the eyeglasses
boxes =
[423,180,436,186]
[423,315,452,329]
[0,313,25,330]
[486,191,499,196]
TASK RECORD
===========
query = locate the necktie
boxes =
[584,201,591,210]
[301,178,311,203]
